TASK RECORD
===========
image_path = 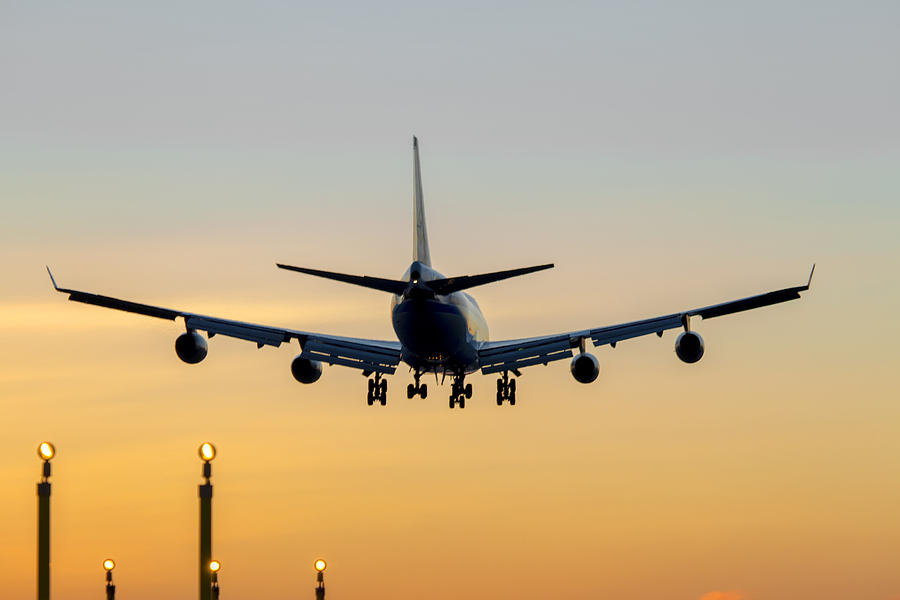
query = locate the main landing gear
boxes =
[367,373,387,406]
[449,374,472,409]
[407,370,428,399]
[496,371,516,405]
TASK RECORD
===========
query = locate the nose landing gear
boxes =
[367,373,388,406]
[496,371,516,405]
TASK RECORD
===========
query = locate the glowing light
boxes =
[209,560,221,573]
[315,559,326,572]
[38,442,55,461]
[198,443,216,461]
[103,559,115,571]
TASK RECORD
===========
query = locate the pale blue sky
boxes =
[2,1,897,251]
[3,1,898,151]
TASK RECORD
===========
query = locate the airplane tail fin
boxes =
[413,136,432,267]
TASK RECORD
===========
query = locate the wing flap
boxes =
[479,336,573,374]
[591,314,682,347]
[301,338,401,374]
[185,316,289,347]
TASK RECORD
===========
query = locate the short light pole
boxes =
[198,443,216,600]
[314,559,326,600]
[36,442,55,600]
[209,560,221,600]
[103,559,116,600]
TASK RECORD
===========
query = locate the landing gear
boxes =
[407,370,428,399]
[367,373,388,406]
[448,374,471,409]
[496,372,516,406]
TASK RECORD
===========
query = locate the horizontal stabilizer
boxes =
[427,264,554,295]
[276,264,408,295]
[277,262,554,296]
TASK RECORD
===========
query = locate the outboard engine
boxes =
[291,355,323,384]
[675,331,705,363]
[570,352,600,384]
[175,331,208,364]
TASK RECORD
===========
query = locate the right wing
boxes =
[47,268,402,374]
[478,266,815,374]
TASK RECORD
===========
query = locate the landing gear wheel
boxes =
[407,383,415,399]
[420,383,428,399]
[459,397,466,409]
[449,398,455,409]
[495,372,517,406]
[464,383,473,399]
[367,375,388,406]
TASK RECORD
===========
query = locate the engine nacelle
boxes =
[570,352,600,384]
[291,355,323,384]
[175,331,208,364]
[675,331,705,363]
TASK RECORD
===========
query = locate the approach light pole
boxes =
[36,442,55,600]
[103,559,116,600]
[314,559,326,600]
[209,560,221,600]
[198,443,216,600]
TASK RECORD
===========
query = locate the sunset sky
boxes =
[2,2,899,599]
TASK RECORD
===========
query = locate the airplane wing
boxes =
[478,266,815,375]
[46,268,402,374]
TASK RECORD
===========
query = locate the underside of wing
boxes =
[479,266,814,375]
[47,267,401,374]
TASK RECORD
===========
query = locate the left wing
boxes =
[478,266,815,374]
[47,268,401,374]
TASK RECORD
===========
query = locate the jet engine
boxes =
[675,331,705,363]
[570,352,600,384]
[175,331,208,364]
[291,355,323,384]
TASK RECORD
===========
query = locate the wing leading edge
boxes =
[46,267,401,374]
[478,266,815,375]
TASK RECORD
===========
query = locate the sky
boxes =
[1,1,899,599]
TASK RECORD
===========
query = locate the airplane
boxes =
[48,137,814,409]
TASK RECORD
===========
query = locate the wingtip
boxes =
[807,263,816,288]
[46,265,60,291]
[413,135,418,146]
